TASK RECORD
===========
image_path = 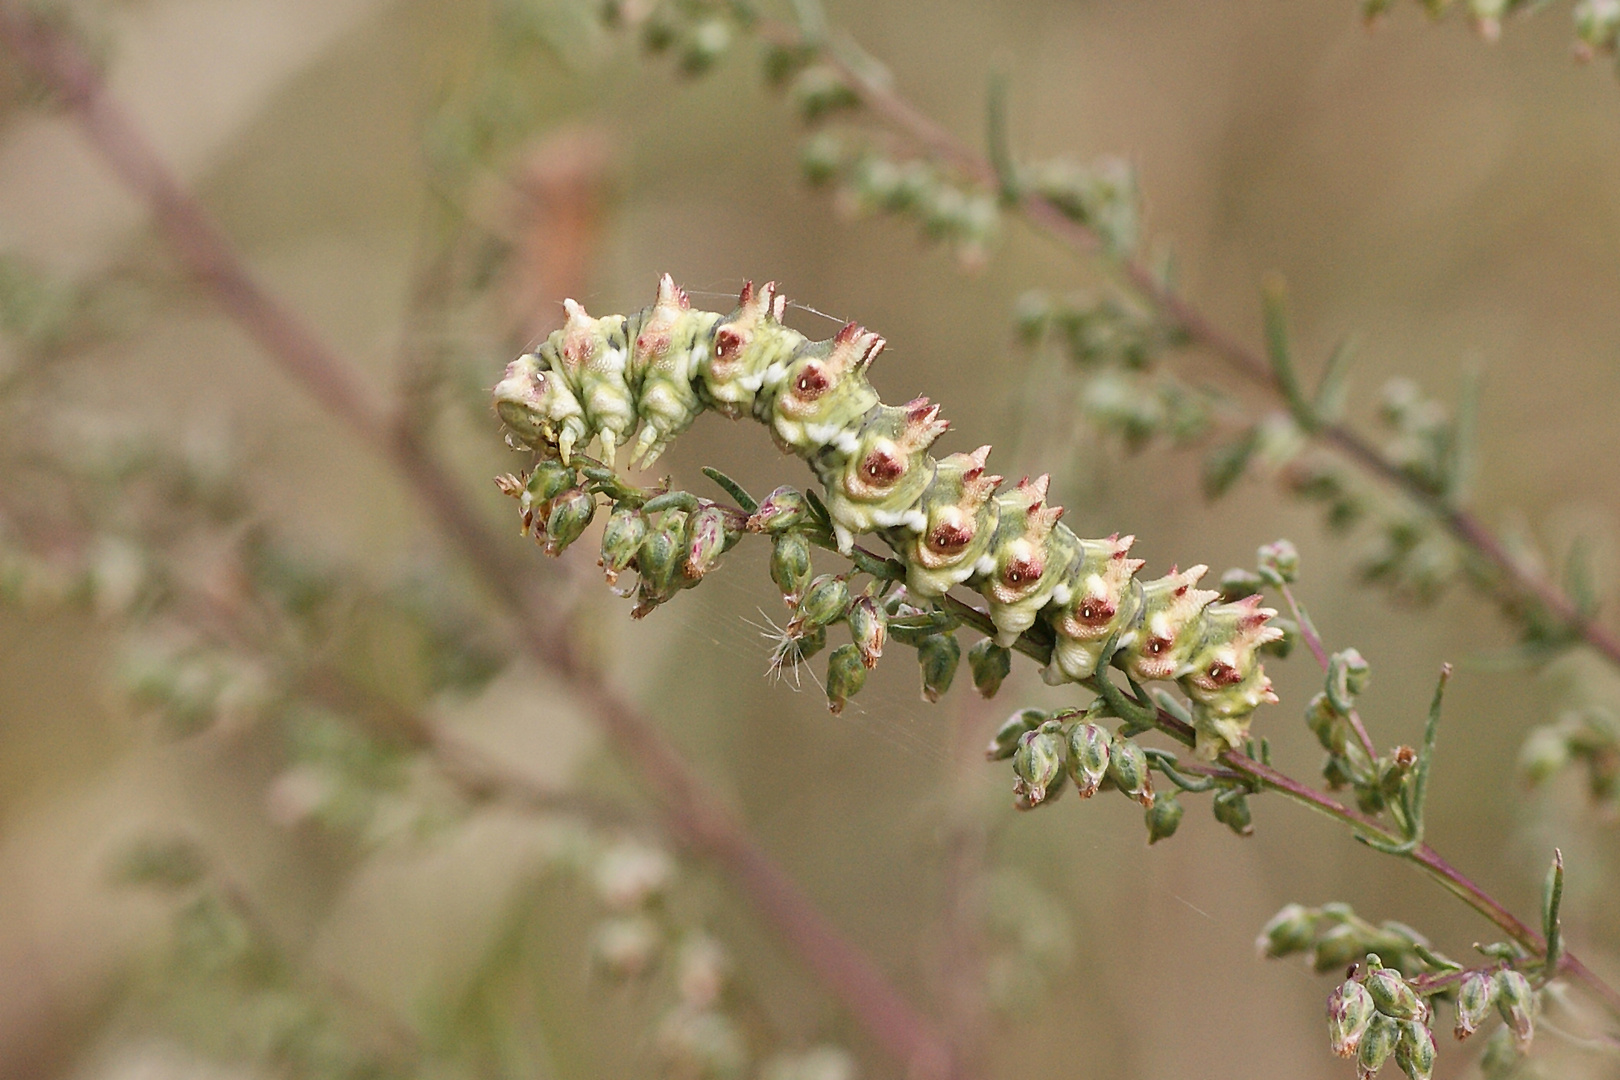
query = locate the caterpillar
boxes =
[493,275,1282,758]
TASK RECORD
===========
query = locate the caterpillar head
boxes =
[982,475,1066,606]
[492,352,587,459]
[841,398,948,504]
[1051,534,1146,643]
[1120,565,1219,682]
[631,273,691,361]
[1179,595,1284,706]
[774,321,884,432]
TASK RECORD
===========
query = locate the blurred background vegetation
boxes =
[1,1,1619,1079]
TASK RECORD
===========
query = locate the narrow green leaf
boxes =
[985,69,1021,205]
[1201,425,1260,500]
[700,466,758,513]
[1313,335,1355,422]
[1261,274,1317,431]
[1543,848,1564,972]
[1408,662,1452,844]
[1564,537,1599,620]
[1444,365,1482,505]
[642,490,699,514]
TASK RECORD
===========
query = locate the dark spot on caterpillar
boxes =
[715,328,746,362]
[1148,638,1167,655]
[795,364,830,398]
[1207,661,1240,685]
[862,449,904,484]
[1005,558,1041,587]
[929,521,973,553]
[1080,601,1114,625]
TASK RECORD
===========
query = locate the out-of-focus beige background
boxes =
[2,1,1619,1078]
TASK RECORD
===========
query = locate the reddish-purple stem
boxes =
[795,20,1620,673]
[0,7,960,1075]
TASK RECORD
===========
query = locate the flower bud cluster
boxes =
[987,709,1161,817]
[497,461,746,619]
[1302,649,1411,813]
[1362,0,1620,62]
[574,833,853,1080]
[1015,290,1207,453]
[1024,156,1141,256]
[1518,706,1620,814]
[495,277,1288,759]
[1327,957,1436,1080]
[797,133,1000,268]
[1256,902,1449,977]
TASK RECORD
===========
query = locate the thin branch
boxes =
[1278,579,1379,765]
[0,8,960,1076]
[772,17,1620,673]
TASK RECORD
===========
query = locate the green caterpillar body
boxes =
[494,275,1281,757]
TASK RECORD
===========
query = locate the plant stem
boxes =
[0,8,962,1076]
[1279,580,1380,765]
[765,16,1620,674]
[925,582,1620,1017]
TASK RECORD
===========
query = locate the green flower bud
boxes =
[1517,726,1569,787]
[796,575,850,630]
[1107,735,1154,808]
[797,625,827,663]
[1311,923,1364,974]
[1366,965,1422,1021]
[1257,903,1318,959]
[526,457,578,505]
[1575,0,1620,55]
[1453,969,1497,1040]
[1212,788,1253,836]
[1257,539,1300,583]
[1012,726,1067,807]
[847,596,887,668]
[1322,752,1355,789]
[986,708,1045,761]
[917,632,960,703]
[636,513,687,601]
[1494,969,1536,1050]
[825,644,867,715]
[600,507,648,586]
[968,638,1011,698]
[545,490,596,556]
[1306,690,1346,751]
[1013,291,1052,344]
[1327,978,1376,1058]
[677,17,732,76]
[798,131,847,186]
[1219,567,1266,602]
[684,505,733,580]
[1327,648,1371,712]
[1357,1012,1400,1078]
[771,533,814,599]
[748,486,810,534]
[1067,721,1111,797]
[1394,1020,1435,1080]
[792,64,860,122]
[1145,790,1183,844]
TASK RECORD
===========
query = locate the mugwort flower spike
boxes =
[494,276,1283,752]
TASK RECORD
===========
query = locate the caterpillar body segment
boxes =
[494,276,1283,757]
